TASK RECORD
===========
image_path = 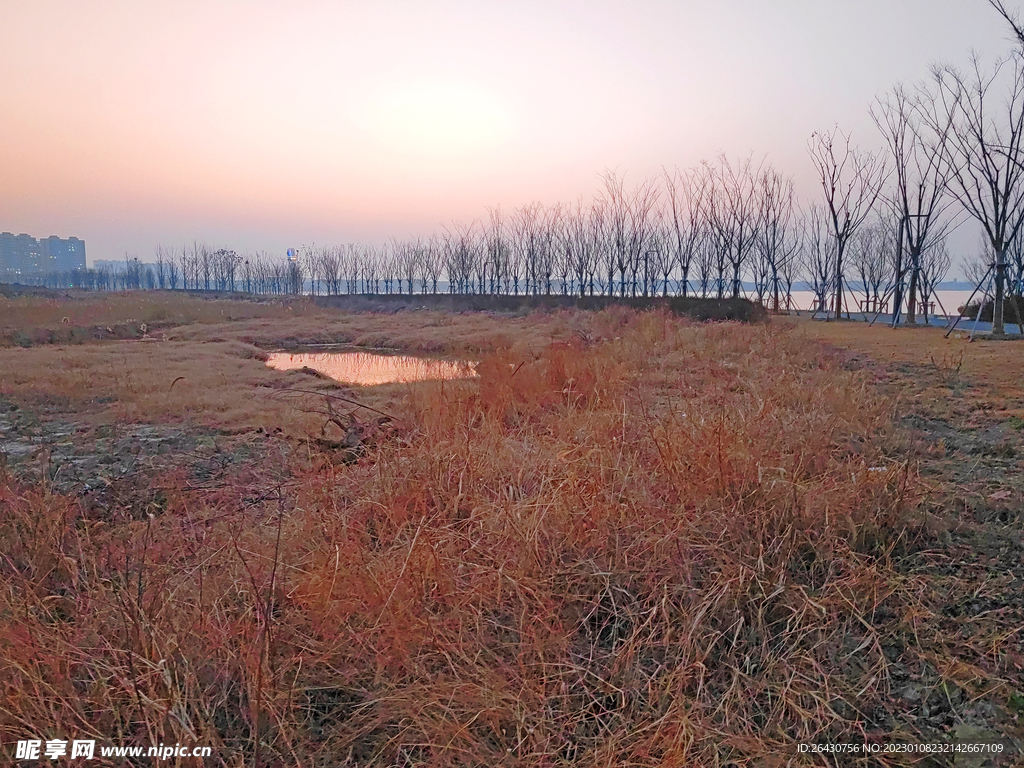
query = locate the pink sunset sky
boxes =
[0,1,1018,265]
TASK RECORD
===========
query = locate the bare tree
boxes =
[918,239,952,321]
[343,245,360,294]
[755,165,798,310]
[592,196,617,296]
[442,222,480,294]
[538,204,562,295]
[1006,230,1024,298]
[550,207,574,295]
[719,155,760,298]
[485,208,508,295]
[698,162,730,297]
[778,224,802,311]
[596,172,660,296]
[600,172,630,295]
[644,213,671,297]
[166,248,180,290]
[154,246,168,289]
[324,246,344,295]
[802,205,836,313]
[240,255,253,294]
[850,218,895,313]
[988,0,1024,47]
[700,157,759,298]
[422,237,443,294]
[178,245,192,290]
[663,166,707,297]
[511,203,543,295]
[380,242,398,294]
[694,236,715,298]
[212,248,240,292]
[625,178,661,296]
[564,199,595,296]
[872,83,955,324]
[808,126,888,318]
[366,246,382,293]
[931,52,1024,334]
[198,243,212,291]
[402,239,420,295]
[964,233,992,287]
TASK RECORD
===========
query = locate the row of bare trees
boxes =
[804,1,1024,332]
[33,161,948,314]
[151,245,305,295]
[276,162,811,306]
[37,258,158,292]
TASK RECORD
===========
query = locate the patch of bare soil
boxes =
[0,394,295,521]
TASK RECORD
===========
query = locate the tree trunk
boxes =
[994,249,1007,335]
[833,246,844,320]
[906,249,920,324]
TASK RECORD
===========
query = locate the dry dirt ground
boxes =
[0,304,583,509]
[793,317,1024,764]
[0,294,1022,765]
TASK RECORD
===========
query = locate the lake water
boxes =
[783,290,978,315]
[266,351,477,386]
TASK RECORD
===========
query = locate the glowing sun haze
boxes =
[0,0,1017,262]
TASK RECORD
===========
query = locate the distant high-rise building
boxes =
[42,235,86,272]
[0,232,86,278]
[0,233,40,275]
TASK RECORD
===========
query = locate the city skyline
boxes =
[0,231,86,278]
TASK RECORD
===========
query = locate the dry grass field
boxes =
[794,317,1024,415]
[0,290,323,339]
[1,291,1022,766]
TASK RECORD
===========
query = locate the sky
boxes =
[1,0,1021,268]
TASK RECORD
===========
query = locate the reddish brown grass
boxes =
[0,310,935,765]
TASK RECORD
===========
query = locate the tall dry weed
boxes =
[0,310,926,766]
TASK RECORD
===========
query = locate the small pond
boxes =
[266,350,477,386]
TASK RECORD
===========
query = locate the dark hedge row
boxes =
[312,293,768,322]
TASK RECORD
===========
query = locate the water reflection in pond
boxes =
[266,351,477,386]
